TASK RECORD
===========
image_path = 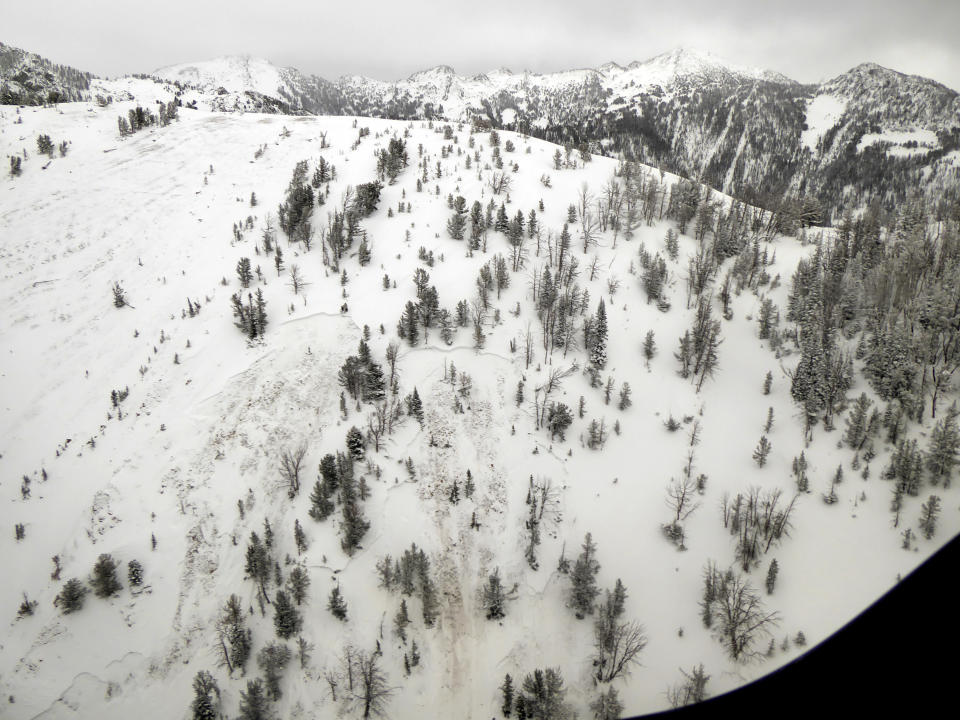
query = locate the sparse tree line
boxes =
[8,133,72,176]
[780,198,960,524]
[16,553,145,620]
[117,101,178,136]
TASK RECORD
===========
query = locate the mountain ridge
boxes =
[4,41,959,216]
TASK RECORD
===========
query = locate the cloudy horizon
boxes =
[4,0,959,91]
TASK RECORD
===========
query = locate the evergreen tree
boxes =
[394,598,410,641]
[237,679,269,720]
[287,565,310,605]
[752,436,772,467]
[590,686,623,720]
[112,282,127,308]
[236,257,253,288]
[570,533,601,618]
[420,561,440,627]
[495,203,509,232]
[844,393,874,449]
[643,330,656,364]
[792,452,809,493]
[346,426,366,460]
[447,195,468,239]
[257,643,292,701]
[339,356,366,401]
[245,531,271,601]
[763,371,773,395]
[127,559,144,587]
[407,387,424,424]
[190,670,220,720]
[501,674,515,717]
[665,228,679,260]
[765,559,779,595]
[293,518,307,555]
[219,594,252,673]
[355,181,383,216]
[546,402,574,441]
[308,479,335,521]
[401,301,420,345]
[483,568,507,619]
[320,453,339,492]
[520,668,569,720]
[363,362,386,402]
[328,584,348,620]
[254,289,268,336]
[591,300,608,369]
[37,133,54,156]
[757,298,775,339]
[919,495,942,539]
[610,579,627,618]
[358,235,372,266]
[273,589,302,639]
[55,578,88,614]
[339,455,370,555]
[926,402,959,487]
[91,553,122,597]
[676,331,693,378]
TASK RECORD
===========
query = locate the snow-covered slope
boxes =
[155,55,290,96]
[143,48,960,213]
[0,97,957,720]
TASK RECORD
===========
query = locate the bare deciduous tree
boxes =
[367,403,388,453]
[488,171,513,195]
[593,602,647,682]
[702,563,779,662]
[345,648,394,718]
[535,364,576,427]
[665,475,700,526]
[579,183,600,253]
[666,664,710,708]
[279,442,308,496]
[288,264,309,295]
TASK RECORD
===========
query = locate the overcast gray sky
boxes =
[4,0,959,90]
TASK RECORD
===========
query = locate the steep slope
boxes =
[0,41,94,104]
[1,98,957,720]
[794,63,960,207]
[154,55,342,115]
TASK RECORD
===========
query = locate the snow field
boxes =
[0,98,955,719]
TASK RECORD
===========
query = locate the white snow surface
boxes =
[154,55,288,97]
[0,97,956,720]
[801,94,848,152]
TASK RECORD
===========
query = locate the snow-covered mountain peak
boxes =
[153,54,288,96]
[628,47,794,86]
[406,64,457,83]
[826,61,958,97]
[598,61,625,74]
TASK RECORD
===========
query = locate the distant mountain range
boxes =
[4,42,959,217]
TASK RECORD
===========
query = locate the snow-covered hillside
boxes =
[148,47,960,214]
[0,96,957,720]
[7,37,960,215]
